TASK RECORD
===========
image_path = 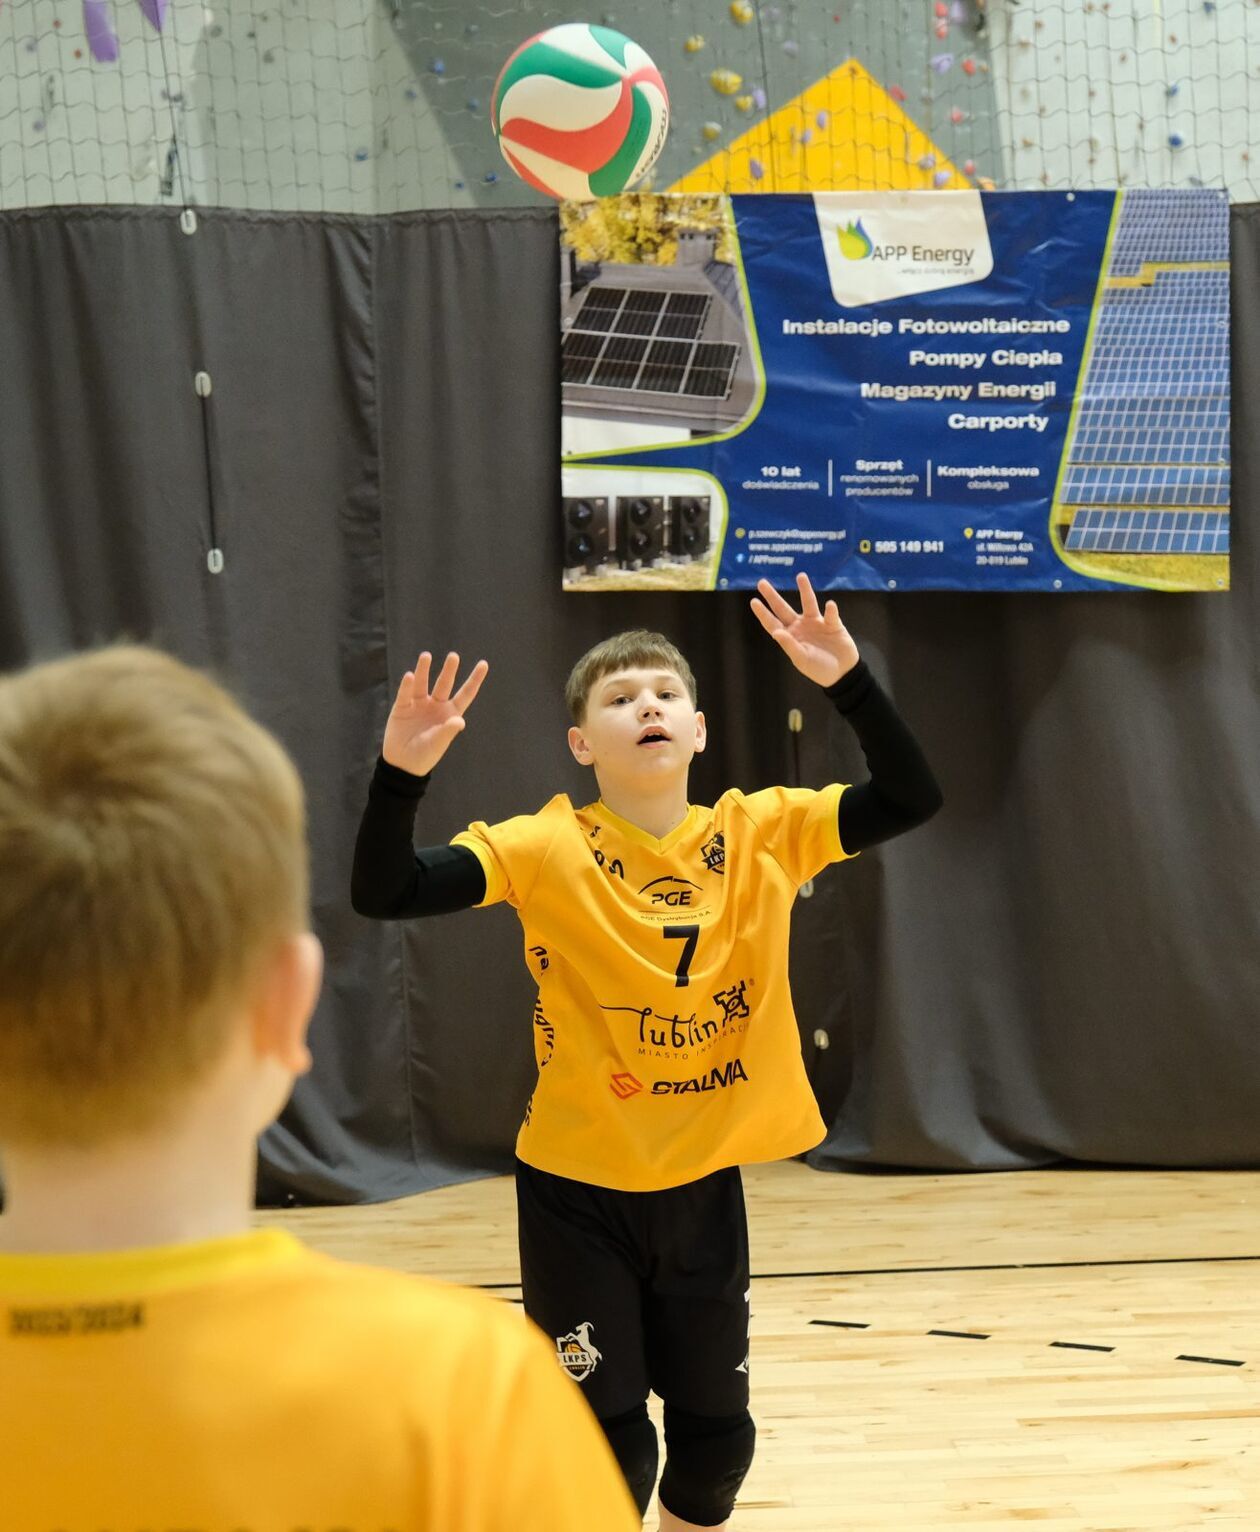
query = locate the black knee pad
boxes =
[658,1405,756,1527]
[600,1402,659,1517]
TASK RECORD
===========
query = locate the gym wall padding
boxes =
[0,203,1257,1203]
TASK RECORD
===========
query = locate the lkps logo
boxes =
[816,191,993,307]
[555,1321,602,1381]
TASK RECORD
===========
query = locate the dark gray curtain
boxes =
[0,203,1256,1204]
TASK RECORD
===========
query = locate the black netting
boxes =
[0,1,1255,213]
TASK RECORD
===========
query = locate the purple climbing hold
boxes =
[138,0,168,29]
[752,86,766,110]
[933,169,951,187]
[930,53,953,74]
[749,157,764,180]
[816,110,829,129]
[782,38,799,56]
[431,59,445,75]
[918,152,937,169]
[83,0,120,62]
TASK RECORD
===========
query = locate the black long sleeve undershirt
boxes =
[350,660,942,920]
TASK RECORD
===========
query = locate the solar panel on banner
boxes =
[564,284,738,400]
[1064,509,1230,555]
[1058,192,1230,562]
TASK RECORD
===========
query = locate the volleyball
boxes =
[491,23,669,202]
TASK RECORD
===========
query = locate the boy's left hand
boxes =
[750,573,860,688]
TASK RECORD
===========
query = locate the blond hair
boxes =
[0,645,308,1148]
[565,631,697,725]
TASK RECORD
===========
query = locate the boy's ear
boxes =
[693,710,707,755]
[250,932,323,1077]
[568,724,594,766]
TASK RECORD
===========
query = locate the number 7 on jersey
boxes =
[664,923,700,988]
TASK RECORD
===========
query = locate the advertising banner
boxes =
[560,189,1229,593]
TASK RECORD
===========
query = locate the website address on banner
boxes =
[744,528,847,563]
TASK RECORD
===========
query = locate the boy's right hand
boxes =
[382,652,489,777]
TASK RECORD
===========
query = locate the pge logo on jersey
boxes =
[639,875,703,907]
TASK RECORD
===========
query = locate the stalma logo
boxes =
[838,218,874,260]
[610,1071,643,1098]
[651,1059,749,1095]
[555,1321,602,1381]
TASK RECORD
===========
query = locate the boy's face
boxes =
[567,665,706,788]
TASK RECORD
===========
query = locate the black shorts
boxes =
[515,1157,751,1421]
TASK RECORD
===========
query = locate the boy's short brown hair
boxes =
[0,645,308,1149]
[565,631,698,725]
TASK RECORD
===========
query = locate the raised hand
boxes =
[382,652,489,777]
[749,573,859,688]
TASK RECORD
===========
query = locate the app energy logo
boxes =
[815,191,993,307]
[838,218,874,261]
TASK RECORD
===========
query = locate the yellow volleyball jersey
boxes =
[0,1228,639,1532]
[452,783,852,1191]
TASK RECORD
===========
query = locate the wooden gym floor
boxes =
[266,1162,1260,1530]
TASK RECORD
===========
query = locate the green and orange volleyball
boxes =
[491,24,670,201]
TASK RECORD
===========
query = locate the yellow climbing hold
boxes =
[702,121,723,141]
[730,0,754,22]
[734,94,754,112]
[709,68,743,95]
[684,34,705,54]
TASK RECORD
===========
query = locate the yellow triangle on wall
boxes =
[670,57,969,195]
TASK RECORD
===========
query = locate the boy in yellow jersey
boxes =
[0,645,639,1532]
[352,573,942,1530]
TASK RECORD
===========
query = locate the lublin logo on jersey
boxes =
[601,977,754,1061]
[555,1321,602,1381]
[814,190,994,307]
